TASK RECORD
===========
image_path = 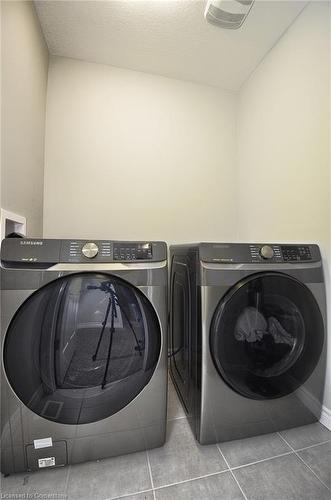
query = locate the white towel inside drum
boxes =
[234,307,267,342]
[267,316,294,346]
[234,307,294,346]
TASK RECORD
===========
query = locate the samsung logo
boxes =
[20,241,43,246]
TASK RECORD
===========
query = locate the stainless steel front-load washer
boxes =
[169,243,326,444]
[1,238,167,474]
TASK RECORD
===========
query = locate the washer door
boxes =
[210,272,324,400]
[4,273,161,424]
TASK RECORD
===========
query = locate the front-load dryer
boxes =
[1,238,167,474]
[169,243,326,444]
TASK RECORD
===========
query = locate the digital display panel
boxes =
[113,242,152,260]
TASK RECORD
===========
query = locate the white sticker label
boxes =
[34,437,53,449]
[38,457,56,468]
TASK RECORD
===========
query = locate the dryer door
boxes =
[4,273,161,424]
[210,272,324,400]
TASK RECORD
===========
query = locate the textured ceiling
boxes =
[35,0,308,90]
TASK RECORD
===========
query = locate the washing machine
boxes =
[169,243,326,444]
[1,238,167,474]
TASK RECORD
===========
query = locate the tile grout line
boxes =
[277,432,331,494]
[230,450,294,471]
[216,444,249,500]
[295,437,331,453]
[146,450,156,500]
[153,468,229,491]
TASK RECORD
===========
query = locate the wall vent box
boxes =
[0,209,26,242]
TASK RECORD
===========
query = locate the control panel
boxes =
[249,244,282,262]
[199,243,320,264]
[61,240,112,262]
[0,239,167,267]
[281,245,312,262]
[61,240,154,262]
[250,244,314,262]
[113,242,152,260]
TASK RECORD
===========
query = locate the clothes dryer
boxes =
[169,243,326,444]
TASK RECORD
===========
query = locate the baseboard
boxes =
[297,386,331,430]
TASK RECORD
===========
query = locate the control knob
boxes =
[82,242,99,259]
[260,245,274,260]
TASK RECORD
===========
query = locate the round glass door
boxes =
[4,273,161,424]
[210,273,324,400]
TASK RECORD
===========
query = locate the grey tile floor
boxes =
[2,380,331,500]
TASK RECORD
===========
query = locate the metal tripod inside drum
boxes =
[88,280,143,389]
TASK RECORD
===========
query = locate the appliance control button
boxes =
[82,242,99,259]
[260,245,274,259]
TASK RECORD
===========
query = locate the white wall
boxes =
[1,1,49,237]
[237,1,331,414]
[43,56,236,244]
